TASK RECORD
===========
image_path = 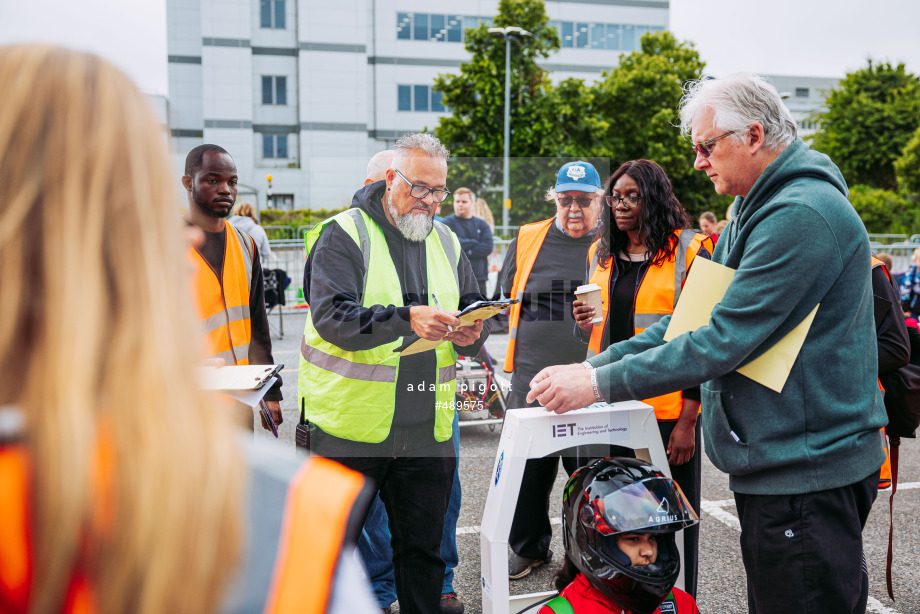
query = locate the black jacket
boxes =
[304,181,489,430]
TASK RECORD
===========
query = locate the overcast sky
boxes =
[0,0,917,95]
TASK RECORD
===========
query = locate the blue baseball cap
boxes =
[555,161,602,193]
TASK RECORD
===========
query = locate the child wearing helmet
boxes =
[541,458,701,614]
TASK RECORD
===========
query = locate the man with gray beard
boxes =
[298,132,488,614]
[496,160,603,579]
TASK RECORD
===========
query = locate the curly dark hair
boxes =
[594,160,691,269]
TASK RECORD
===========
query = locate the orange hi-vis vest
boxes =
[872,255,893,489]
[0,433,369,614]
[586,229,711,421]
[190,223,255,365]
[504,218,556,373]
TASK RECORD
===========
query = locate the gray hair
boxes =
[679,73,798,151]
[392,132,450,168]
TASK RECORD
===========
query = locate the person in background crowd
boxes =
[900,248,920,317]
[473,197,495,230]
[542,458,700,614]
[298,132,489,614]
[497,160,603,580]
[443,188,494,298]
[698,211,718,239]
[183,144,282,432]
[871,254,909,490]
[573,159,712,596]
[356,148,466,614]
[228,202,273,264]
[0,44,377,614]
[714,219,729,239]
[530,73,887,613]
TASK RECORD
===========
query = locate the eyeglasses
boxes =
[394,169,451,203]
[691,129,738,158]
[605,194,642,209]
[557,195,595,209]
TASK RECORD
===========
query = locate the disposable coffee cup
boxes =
[575,283,604,324]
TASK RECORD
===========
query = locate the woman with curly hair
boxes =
[572,159,712,597]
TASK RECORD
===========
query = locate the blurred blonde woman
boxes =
[0,45,374,614]
[229,202,273,263]
[472,198,495,230]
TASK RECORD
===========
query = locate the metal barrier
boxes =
[268,224,520,304]
[263,225,296,241]
[868,233,909,245]
[871,242,919,272]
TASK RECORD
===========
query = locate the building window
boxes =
[398,85,448,113]
[413,13,428,40]
[551,21,661,51]
[262,134,289,159]
[398,13,489,43]
[795,87,810,98]
[261,76,287,105]
[267,193,294,210]
[260,0,285,29]
[398,85,412,111]
[397,12,411,39]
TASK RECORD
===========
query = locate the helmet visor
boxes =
[594,477,699,534]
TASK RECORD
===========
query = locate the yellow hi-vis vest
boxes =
[587,229,710,420]
[298,208,461,443]
[190,223,254,365]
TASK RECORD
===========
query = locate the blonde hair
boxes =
[0,45,242,613]
[232,202,258,222]
[473,198,495,229]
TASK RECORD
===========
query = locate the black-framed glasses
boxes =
[691,129,738,158]
[557,195,595,209]
[605,194,642,209]
[394,169,451,203]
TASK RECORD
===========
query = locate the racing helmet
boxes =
[561,457,699,614]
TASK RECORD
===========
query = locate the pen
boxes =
[432,294,453,333]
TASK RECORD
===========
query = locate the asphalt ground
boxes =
[257,309,920,613]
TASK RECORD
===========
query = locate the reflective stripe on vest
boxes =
[191,223,254,365]
[586,229,711,420]
[503,218,556,373]
[298,208,461,443]
[261,457,367,614]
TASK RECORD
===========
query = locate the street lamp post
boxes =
[488,26,531,233]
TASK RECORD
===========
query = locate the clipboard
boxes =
[198,364,283,391]
[394,298,520,356]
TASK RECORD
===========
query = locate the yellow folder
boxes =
[663,257,818,393]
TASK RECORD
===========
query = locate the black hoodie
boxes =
[304,180,489,431]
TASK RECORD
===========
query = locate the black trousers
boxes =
[734,469,879,614]
[506,390,701,597]
[310,426,455,614]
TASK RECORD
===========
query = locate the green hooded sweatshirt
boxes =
[589,138,886,495]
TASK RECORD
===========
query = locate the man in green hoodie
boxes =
[527,73,887,613]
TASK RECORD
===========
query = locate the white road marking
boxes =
[456,517,560,536]
[867,596,902,614]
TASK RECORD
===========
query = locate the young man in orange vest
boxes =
[183,144,283,431]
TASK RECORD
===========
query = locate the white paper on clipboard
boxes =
[198,364,282,391]
[224,376,278,408]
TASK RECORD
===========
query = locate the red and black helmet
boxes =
[561,457,699,614]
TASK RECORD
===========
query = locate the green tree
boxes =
[894,124,920,197]
[585,31,731,219]
[811,60,920,191]
[434,0,579,228]
[847,184,917,234]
